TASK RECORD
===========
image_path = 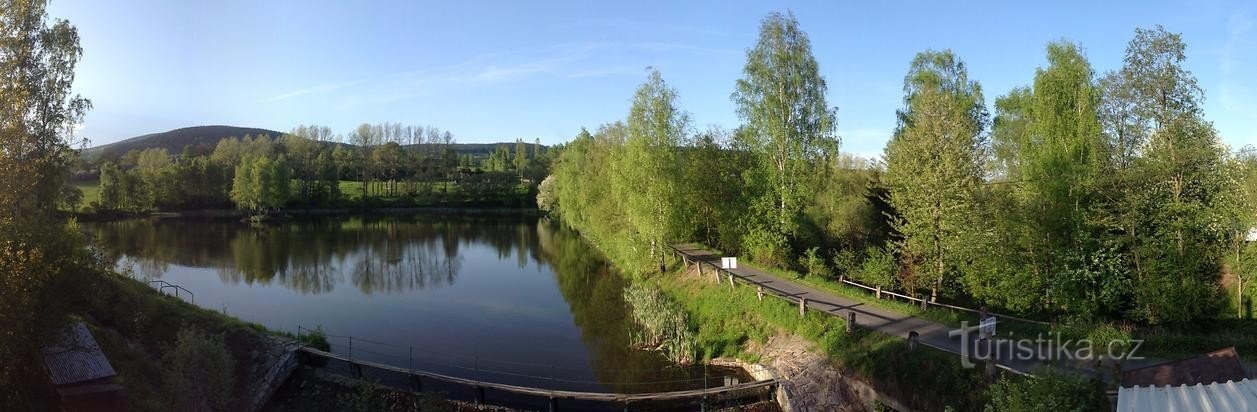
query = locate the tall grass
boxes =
[623,284,697,365]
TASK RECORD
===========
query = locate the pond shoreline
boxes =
[86,214,775,410]
[72,206,543,221]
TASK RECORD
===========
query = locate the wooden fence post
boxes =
[920,294,928,311]
[846,311,856,333]
[756,286,764,301]
[799,298,807,318]
[727,273,735,289]
[875,286,881,300]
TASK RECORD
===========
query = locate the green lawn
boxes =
[72,179,100,208]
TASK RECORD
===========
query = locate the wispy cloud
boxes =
[547,18,739,40]
[273,40,729,110]
[268,78,367,102]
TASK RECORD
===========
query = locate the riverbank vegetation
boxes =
[623,284,698,365]
[546,11,1257,336]
[542,8,1248,410]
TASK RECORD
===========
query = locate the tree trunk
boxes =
[1239,277,1245,319]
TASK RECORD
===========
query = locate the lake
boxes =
[82,214,745,396]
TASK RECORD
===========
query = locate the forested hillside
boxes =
[75,124,553,212]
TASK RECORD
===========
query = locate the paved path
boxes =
[672,243,1061,376]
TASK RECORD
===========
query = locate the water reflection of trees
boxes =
[535,220,720,393]
[85,215,556,294]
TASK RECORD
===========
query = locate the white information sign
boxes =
[721,257,738,269]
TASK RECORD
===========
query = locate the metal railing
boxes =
[147,279,194,303]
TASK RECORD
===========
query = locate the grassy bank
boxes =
[639,263,991,411]
[726,253,1257,363]
[76,271,282,411]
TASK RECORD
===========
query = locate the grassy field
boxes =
[72,179,101,207]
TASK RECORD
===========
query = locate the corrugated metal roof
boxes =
[1117,379,1257,412]
[40,322,117,386]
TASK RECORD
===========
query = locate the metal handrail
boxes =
[147,279,194,303]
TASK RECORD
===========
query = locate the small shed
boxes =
[1116,347,1255,411]
[41,322,127,410]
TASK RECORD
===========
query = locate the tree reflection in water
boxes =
[86,215,746,392]
[83,216,553,294]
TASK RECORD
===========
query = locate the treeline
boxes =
[544,12,1257,326]
[86,124,553,213]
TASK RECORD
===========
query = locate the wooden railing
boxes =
[297,346,777,407]
[668,244,1050,326]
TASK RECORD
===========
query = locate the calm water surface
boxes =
[84,215,744,394]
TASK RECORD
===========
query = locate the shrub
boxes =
[799,246,832,278]
[741,227,790,268]
[857,246,896,289]
[163,327,235,412]
[833,248,858,276]
[986,369,1107,412]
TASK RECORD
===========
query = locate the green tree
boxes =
[350,124,378,199]
[0,0,92,405]
[883,50,986,303]
[1230,151,1257,318]
[230,156,289,212]
[135,147,176,208]
[679,126,750,253]
[514,138,527,178]
[732,11,838,252]
[616,69,690,272]
[162,327,235,411]
[1108,26,1233,324]
[1019,42,1118,317]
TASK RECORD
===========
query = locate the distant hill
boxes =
[83,125,545,160]
[84,125,284,158]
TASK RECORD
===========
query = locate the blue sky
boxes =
[50,0,1256,157]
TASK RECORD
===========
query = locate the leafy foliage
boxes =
[162,327,236,412]
[986,369,1107,412]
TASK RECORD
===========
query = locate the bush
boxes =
[741,227,790,268]
[833,248,858,276]
[163,327,235,412]
[799,247,832,278]
[857,246,896,289]
[986,369,1107,412]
